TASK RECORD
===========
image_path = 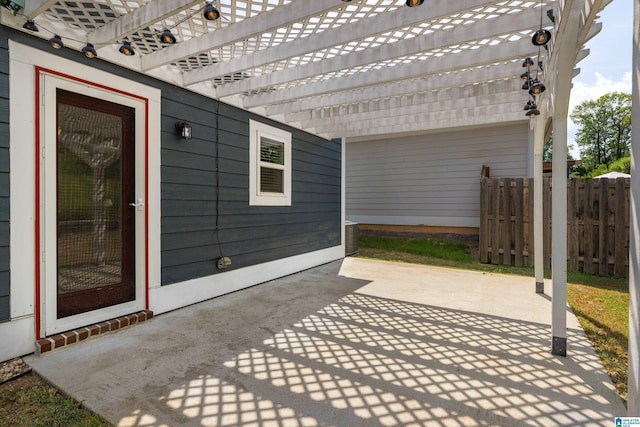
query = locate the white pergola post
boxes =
[627,0,640,414]
[533,112,546,294]
[546,0,588,358]
[551,115,568,356]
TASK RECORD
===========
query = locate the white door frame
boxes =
[9,41,161,340]
[39,71,147,335]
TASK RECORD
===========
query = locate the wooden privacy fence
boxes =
[479,177,630,276]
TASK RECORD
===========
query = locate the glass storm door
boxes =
[56,89,136,318]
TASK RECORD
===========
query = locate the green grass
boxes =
[0,374,111,427]
[359,234,535,276]
[358,233,630,403]
[567,278,629,401]
[359,235,473,262]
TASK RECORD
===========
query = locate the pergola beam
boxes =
[23,0,57,19]
[212,8,543,96]
[317,111,527,140]
[287,81,522,126]
[183,0,499,85]
[140,0,347,72]
[307,101,525,138]
[240,37,536,108]
[88,0,203,45]
[261,63,518,115]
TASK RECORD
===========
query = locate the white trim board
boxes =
[0,316,35,361]
[150,246,344,315]
[345,215,480,228]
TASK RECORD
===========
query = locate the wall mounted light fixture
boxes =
[175,121,192,140]
[405,0,424,6]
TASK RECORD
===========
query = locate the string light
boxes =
[19,1,222,57]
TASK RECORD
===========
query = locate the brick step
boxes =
[36,310,153,355]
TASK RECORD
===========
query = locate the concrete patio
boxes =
[26,257,626,426]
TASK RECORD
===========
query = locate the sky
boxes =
[567,0,633,158]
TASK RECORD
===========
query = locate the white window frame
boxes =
[249,119,292,206]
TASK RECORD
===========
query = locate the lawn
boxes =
[358,233,630,403]
[0,373,110,427]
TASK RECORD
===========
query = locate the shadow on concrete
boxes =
[27,259,625,426]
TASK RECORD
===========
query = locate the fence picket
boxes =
[479,178,489,263]
[502,178,512,265]
[491,178,501,264]
[584,179,594,273]
[599,179,609,275]
[568,179,579,271]
[514,178,524,267]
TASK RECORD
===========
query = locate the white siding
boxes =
[345,123,529,228]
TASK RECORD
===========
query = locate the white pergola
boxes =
[3,0,565,139]
[3,0,639,413]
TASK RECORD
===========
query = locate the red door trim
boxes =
[34,67,150,339]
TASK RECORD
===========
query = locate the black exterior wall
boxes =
[0,25,341,322]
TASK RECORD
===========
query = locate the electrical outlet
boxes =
[217,256,232,269]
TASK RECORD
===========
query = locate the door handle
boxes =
[128,198,145,211]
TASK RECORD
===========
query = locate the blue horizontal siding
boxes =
[160,95,341,285]
[0,26,341,294]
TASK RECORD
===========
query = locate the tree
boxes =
[542,134,574,161]
[570,92,631,173]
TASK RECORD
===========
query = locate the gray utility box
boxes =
[345,221,359,256]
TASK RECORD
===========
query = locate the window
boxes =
[249,120,292,206]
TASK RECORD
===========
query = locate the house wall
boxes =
[0,26,342,361]
[0,35,7,322]
[160,89,342,285]
[345,123,529,229]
